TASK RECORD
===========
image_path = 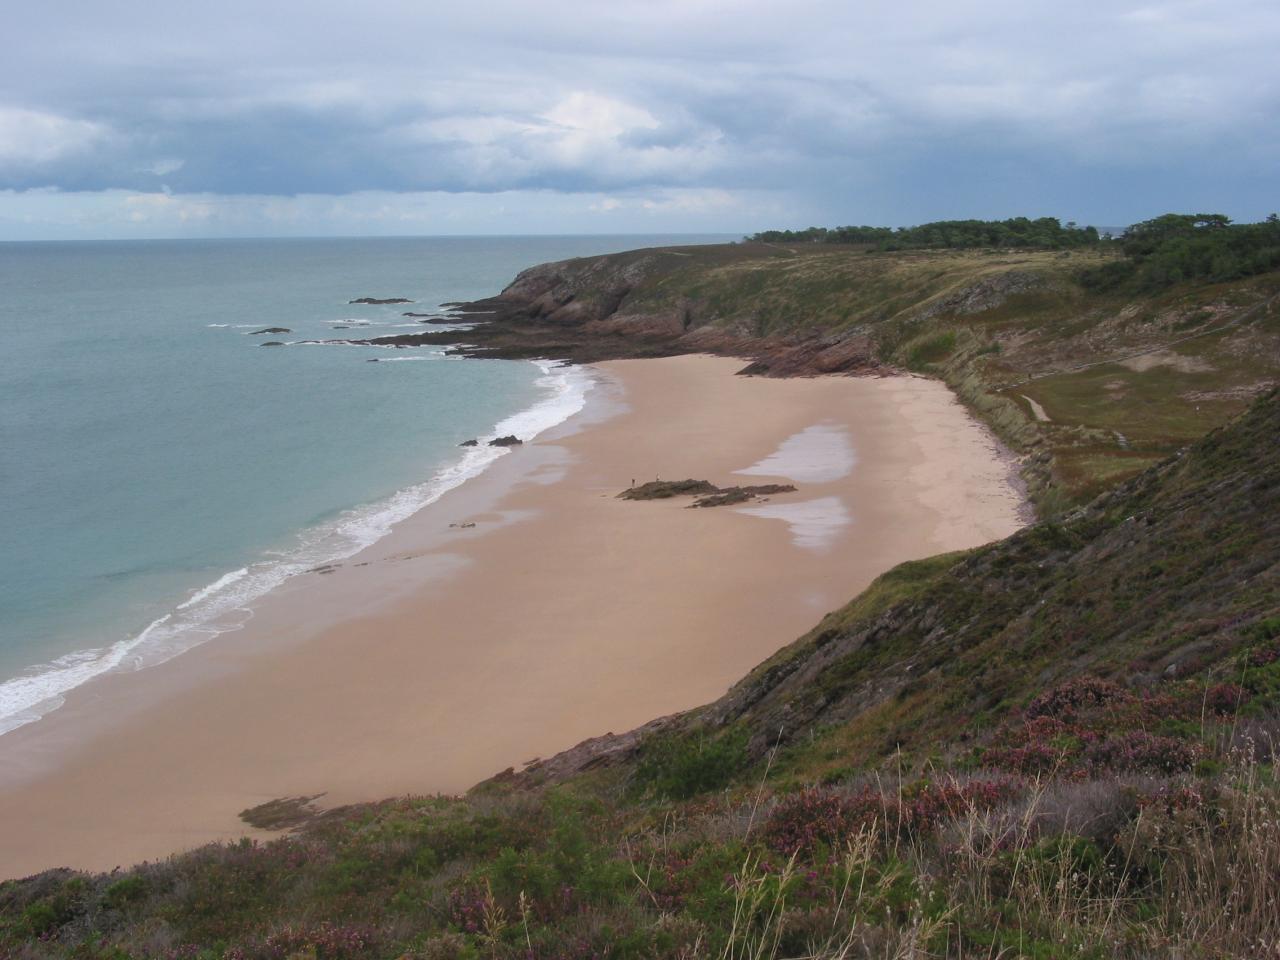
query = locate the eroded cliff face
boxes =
[346,244,894,373]
[482,249,791,364]
[483,245,1053,369]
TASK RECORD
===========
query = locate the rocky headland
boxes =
[329,238,1280,515]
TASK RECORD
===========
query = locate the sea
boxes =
[0,234,731,736]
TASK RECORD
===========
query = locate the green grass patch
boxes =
[904,330,957,370]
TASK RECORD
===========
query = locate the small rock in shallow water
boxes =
[459,439,479,446]
[488,435,522,447]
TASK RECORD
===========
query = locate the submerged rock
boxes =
[259,341,286,347]
[349,297,413,305]
[489,435,523,447]
[248,327,292,335]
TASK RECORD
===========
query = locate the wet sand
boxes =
[0,355,1027,878]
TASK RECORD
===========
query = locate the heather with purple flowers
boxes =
[982,675,1244,778]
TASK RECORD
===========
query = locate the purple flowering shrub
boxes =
[981,675,1246,777]
[761,777,1024,857]
[224,922,378,960]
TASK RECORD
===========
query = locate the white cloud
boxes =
[0,107,105,168]
[140,158,185,176]
[387,91,727,190]
[542,92,659,141]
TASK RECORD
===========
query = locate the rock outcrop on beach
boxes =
[617,479,797,506]
[617,479,718,500]
[689,483,796,507]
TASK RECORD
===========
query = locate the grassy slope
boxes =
[701,386,1280,777]
[4,386,1277,958]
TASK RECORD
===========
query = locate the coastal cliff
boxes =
[357,239,1280,512]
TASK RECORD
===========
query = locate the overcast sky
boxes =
[2,0,1277,239]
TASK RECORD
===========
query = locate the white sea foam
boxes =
[0,359,594,737]
[176,568,249,610]
[734,422,856,484]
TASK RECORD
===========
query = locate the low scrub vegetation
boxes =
[4,678,1276,959]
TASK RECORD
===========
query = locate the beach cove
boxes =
[0,355,1027,878]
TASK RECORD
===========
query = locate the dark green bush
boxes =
[633,730,749,799]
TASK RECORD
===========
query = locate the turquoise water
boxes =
[0,235,730,732]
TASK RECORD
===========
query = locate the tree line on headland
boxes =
[749,212,1280,291]
[748,216,1101,250]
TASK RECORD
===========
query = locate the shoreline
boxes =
[0,358,594,739]
[0,355,1028,879]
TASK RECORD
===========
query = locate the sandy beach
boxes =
[0,355,1027,879]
